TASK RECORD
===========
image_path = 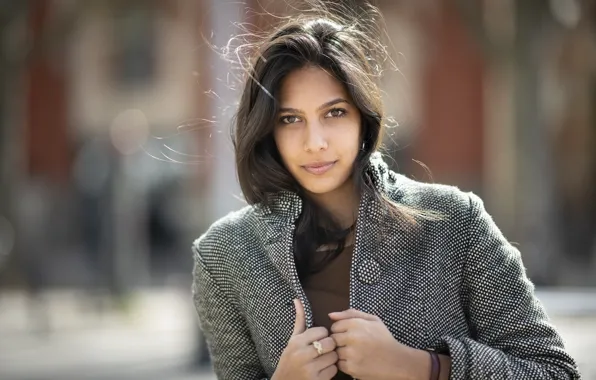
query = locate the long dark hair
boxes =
[232,2,426,279]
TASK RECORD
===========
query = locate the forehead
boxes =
[277,66,349,106]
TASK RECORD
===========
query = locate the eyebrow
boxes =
[278,98,349,114]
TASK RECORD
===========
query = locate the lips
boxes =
[302,161,337,175]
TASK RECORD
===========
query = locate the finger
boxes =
[328,308,378,321]
[337,359,350,374]
[300,326,329,344]
[306,336,336,359]
[330,318,359,334]
[319,363,338,379]
[292,299,306,336]
[330,332,349,347]
[336,346,350,361]
[313,350,338,370]
[319,336,337,354]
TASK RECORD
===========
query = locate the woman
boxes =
[192,4,581,380]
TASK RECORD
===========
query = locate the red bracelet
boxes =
[428,350,440,380]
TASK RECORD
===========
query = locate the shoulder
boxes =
[386,172,474,218]
[192,205,259,269]
[369,153,474,217]
[385,172,504,249]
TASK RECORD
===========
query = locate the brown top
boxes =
[302,245,353,380]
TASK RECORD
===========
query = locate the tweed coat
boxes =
[192,152,581,380]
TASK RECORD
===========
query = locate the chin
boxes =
[298,178,344,195]
[303,186,338,195]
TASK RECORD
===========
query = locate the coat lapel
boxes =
[348,162,429,347]
[254,152,409,329]
[254,191,315,328]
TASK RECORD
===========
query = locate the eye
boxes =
[279,115,302,124]
[325,107,347,118]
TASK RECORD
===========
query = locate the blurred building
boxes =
[0,0,594,291]
[3,0,217,291]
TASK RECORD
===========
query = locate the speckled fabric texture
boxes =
[192,152,581,380]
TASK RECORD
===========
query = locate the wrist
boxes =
[406,348,432,380]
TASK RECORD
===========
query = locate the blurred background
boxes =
[0,0,595,379]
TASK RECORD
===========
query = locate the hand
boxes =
[329,309,424,380]
[272,299,339,380]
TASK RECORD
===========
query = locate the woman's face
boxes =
[273,66,361,196]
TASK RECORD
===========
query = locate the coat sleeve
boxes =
[192,238,269,380]
[439,192,582,379]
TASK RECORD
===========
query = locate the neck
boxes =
[307,178,360,229]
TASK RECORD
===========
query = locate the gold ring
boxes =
[312,340,324,355]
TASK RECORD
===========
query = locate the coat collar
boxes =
[253,151,395,225]
[252,152,412,323]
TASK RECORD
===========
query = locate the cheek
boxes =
[334,122,361,154]
[273,130,297,162]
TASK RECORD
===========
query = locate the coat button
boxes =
[357,259,380,285]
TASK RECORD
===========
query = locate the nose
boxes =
[303,122,328,152]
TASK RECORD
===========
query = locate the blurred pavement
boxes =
[0,287,595,379]
[0,286,216,380]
